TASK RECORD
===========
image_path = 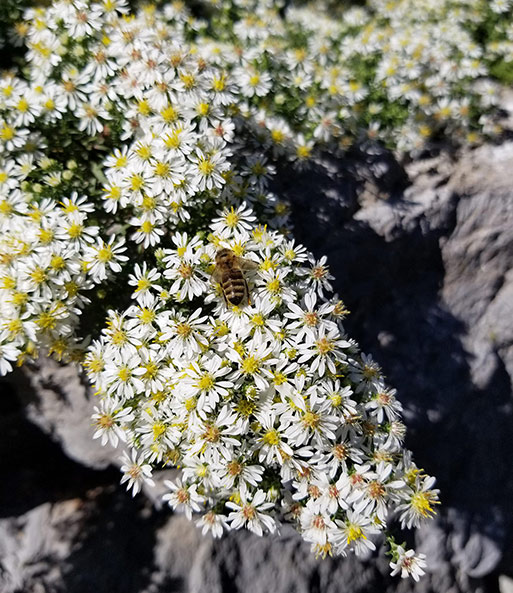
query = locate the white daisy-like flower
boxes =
[226,487,277,536]
[120,449,155,496]
[390,546,427,581]
[163,478,204,520]
[92,400,135,447]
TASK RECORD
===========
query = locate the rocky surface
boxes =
[1,140,513,592]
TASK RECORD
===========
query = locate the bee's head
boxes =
[216,248,233,264]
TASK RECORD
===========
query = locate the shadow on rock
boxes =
[60,486,166,593]
[0,378,119,518]
[279,149,513,588]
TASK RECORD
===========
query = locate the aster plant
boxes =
[5,0,512,579]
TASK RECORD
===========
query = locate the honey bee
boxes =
[212,248,258,306]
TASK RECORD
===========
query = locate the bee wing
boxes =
[236,256,259,271]
[211,265,223,283]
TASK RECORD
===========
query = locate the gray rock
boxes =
[3,139,513,593]
[10,361,116,470]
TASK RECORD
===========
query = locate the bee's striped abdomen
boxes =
[221,269,247,306]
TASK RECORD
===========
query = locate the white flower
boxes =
[120,449,155,496]
[128,263,162,306]
[236,68,272,98]
[331,510,380,556]
[0,340,21,376]
[181,354,235,417]
[196,510,229,538]
[103,351,145,401]
[189,147,228,191]
[365,387,403,423]
[188,404,244,459]
[163,478,204,520]
[163,242,208,302]
[84,236,128,282]
[92,400,135,447]
[158,308,209,360]
[226,487,276,536]
[226,339,275,391]
[211,202,257,236]
[297,326,350,377]
[300,506,337,545]
[390,546,427,581]
[397,474,440,529]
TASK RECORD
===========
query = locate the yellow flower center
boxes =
[130,174,144,191]
[50,255,65,271]
[196,102,210,116]
[143,361,158,379]
[85,355,104,374]
[136,144,152,160]
[68,223,83,238]
[17,98,29,112]
[185,397,197,411]
[198,157,214,176]
[140,220,154,234]
[411,490,438,519]
[197,373,214,391]
[31,267,47,284]
[111,329,127,346]
[64,280,79,297]
[346,524,365,545]
[6,319,23,335]
[272,372,287,386]
[39,228,54,244]
[180,73,195,89]
[241,355,260,375]
[1,276,16,290]
[236,399,256,417]
[97,245,113,263]
[136,277,151,292]
[139,308,156,324]
[250,313,265,327]
[316,337,334,355]
[154,161,170,177]
[37,311,56,330]
[115,155,127,168]
[0,125,15,141]
[266,278,281,293]
[176,322,192,338]
[152,422,166,440]
[271,129,284,143]
[263,429,280,446]
[118,366,131,382]
[297,145,311,159]
[302,411,320,429]
[161,105,178,123]
[138,99,151,116]
[11,291,28,306]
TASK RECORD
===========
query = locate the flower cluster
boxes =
[0,0,287,368]
[0,0,453,576]
[87,206,439,561]
[0,156,127,372]
[195,0,511,155]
